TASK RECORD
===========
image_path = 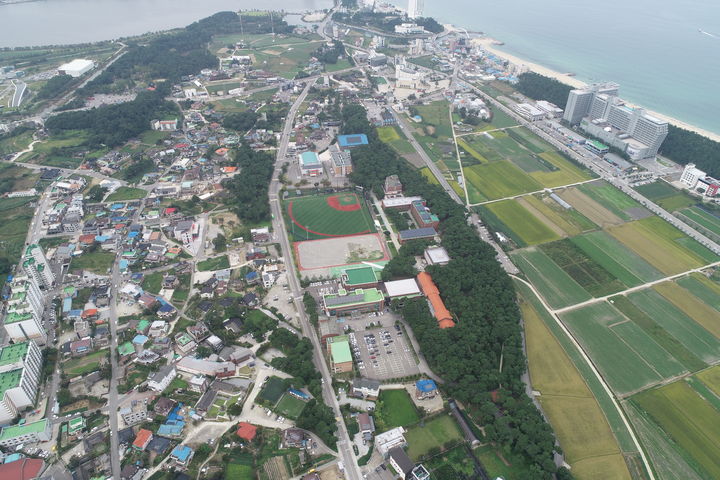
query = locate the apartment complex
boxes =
[0,341,42,423]
[22,244,55,289]
[4,275,47,344]
[563,83,668,159]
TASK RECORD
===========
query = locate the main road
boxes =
[268,81,363,480]
[10,80,26,107]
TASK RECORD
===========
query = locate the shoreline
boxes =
[467,34,720,143]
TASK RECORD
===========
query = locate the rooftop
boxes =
[0,419,48,441]
[0,342,29,366]
[343,266,380,286]
[299,151,321,167]
[338,134,369,148]
[328,335,352,364]
[324,288,384,309]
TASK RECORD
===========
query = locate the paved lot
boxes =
[349,326,420,380]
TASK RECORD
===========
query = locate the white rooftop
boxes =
[384,278,420,298]
[425,246,450,264]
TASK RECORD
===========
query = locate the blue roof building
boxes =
[338,134,369,148]
[415,379,438,399]
[132,334,148,345]
[171,445,194,465]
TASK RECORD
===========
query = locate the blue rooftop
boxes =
[245,271,259,281]
[338,134,368,148]
[171,445,193,462]
[416,379,437,392]
[132,334,148,345]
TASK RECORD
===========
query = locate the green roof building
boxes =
[0,341,42,424]
[0,419,51,447]
[327,335,353,373]
[322,288,385,317]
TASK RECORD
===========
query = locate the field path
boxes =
[513,276,657,480]
[469,178,596,206]
[516,196,566,238]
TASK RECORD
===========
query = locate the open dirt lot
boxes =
[295,233,389,278]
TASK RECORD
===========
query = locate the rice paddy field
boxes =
[521,298,631,479]
[676,206,720,239]
[483,199,561,246]
[632,380,720,479]
[578,180,651,221]
[634,180,697,211]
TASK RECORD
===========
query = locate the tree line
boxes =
[222,144,274,223]
[341,103,567,478]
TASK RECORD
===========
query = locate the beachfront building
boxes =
[563,83,619,125]
[327,335,353,373]
[680,163,707,189]
[407,0,423,18]
[322,288,385,316]
[0,342,42,423]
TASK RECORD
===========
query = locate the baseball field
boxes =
[284,192,375,241]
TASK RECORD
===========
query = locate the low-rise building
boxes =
[353,377,381,399]
[132,429,153,451]
[322,288,384,316]
[120,400,148,426]
[375,427,406,456]
[415,379,438,399]
[424,246,450,266]
[388,447,414,478]
[170,445,194,466]
[327,335,353,373]
[299,152,323,177]
[147,365,177,393]
[0,419,52,447]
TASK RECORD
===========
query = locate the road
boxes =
[10,80,26,107]
[268,81,363,480]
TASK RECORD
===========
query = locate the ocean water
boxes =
[419,0,720,135]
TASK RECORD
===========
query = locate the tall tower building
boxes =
[0,341,42,423]
[408,0,424,19]
[22,244,54,289]
[562,82,620,125]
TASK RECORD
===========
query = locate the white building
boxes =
[514,103,545,122]
[395,64,424,89]
[535,100,563,118]
[375,426,407,456]
[4,276,46,344]
[394,23,425,35]
[424,246,450,265]
[407,0,423,19]
[151,119,179,131]
[120,400,148,426]
[0,419,51,447]
[147,365,177,393]
[22,244,54,289]
[680,163,707,189]
[57,59,95,78]
[0,341,42,423]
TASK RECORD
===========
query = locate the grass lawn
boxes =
[63,350,108,376]
[413,100,453,139]
[633,380,720,479]
[284,192,375,241]
[70,250,115,274]
[275,393,307,419]
[197,255,230,272]
[0,197,35,277]
[106,186,147,202]
[377,126,415,155]
[404,415,463,460]
[375,389,419,431]
[510,247,591,309]
[520,297,630,477]
[0,162,40,190]
[0,130,34,155]
[142,272,163,294]
[485,199,560,246]
[561,302,684,394]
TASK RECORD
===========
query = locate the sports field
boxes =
[284,193,375,241]
[485,199,561,246]
[561,302,686,394]
[521,300,631,479]
[511,247,591,309]
[633,380,720,479]
[275,393,307,419]
[635,181,697,211]
[540,240,626,296]
[626,289,720,364]
[678,206,720,237]
[608,217,718,275]
[570,231,663,286]
[404,415,463,460]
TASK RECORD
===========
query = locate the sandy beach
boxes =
[468,35,720,143]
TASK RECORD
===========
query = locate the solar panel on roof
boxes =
[325,293,365,306]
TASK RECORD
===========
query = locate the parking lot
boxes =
[348,325,420,380]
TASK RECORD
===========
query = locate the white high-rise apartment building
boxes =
[4,276,47,344]
[22,244,54,289]
[408,0,423,19]
[0,341,42,423]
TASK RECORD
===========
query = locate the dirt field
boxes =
[295,233,389,278]
[558,187,624,227]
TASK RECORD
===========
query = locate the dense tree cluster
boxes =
[313,40,347,65]
[222,110,259,132]
[45,83,179,147]
[515,72,572,109]
[342,103,561,478]
[222,145,274,223]
[79,12,292,96]
[268,328,336,448]
[35,74,75,100]
[660,125,720,177]
[332,11,442,34]
[381,239,430,281]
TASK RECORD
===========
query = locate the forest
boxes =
[332,11,443,34]
[515,72,572,109]
[35,74,75,100]
[44,83,179,148]
[342,103,565,478]
[222,145,274,224]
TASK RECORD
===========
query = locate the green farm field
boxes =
[635,181,697,211]
[521,299,631,479]
[579,181,648,221]
[485,199,560,245]
[677,273,720,311]
[570,231,663,286]
[678,206,720,237]
[696,365,720,398]
[464,160,541,202]
[608,217,718,275]
[654,281,720,339]
[633,380,720,479]
[284,193,375,241]
[540,240,626,296]
[561,302,686,394]
[522,194,597,237]
[511,247,591,309]
[404,415,463,460]
[626,289,720,365]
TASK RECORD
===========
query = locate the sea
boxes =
[1,0,719,135]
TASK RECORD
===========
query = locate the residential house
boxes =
[147,365,177,393]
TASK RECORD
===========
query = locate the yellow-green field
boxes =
[486,199,561,245]
[696,366,720,398]
[654,282,720,339]
[521,300,630,479]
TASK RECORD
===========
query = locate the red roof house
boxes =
[133,428,153,450]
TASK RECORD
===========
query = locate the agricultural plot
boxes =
[608,217,718,275]
[579,181,650,221]
[570,231,663,286]
[530,151,592,187]
[377,126,415,154]
[464,160,541,202]
[558,187,625,227]
[404,415,463,460]
[653,282,720,339]
[633,381,720,479]
[521,300,631,479]
[627,289,720,365]
[635,180,696,211]
[284,193,375,241]
[560,302,685,395]
[511,248,591,309]
[540,240,626,296]
[677,206,720,237]
[484,199,561,246]
[522,194,597,236]
[677,273,720,311]
[696,365,720,398]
